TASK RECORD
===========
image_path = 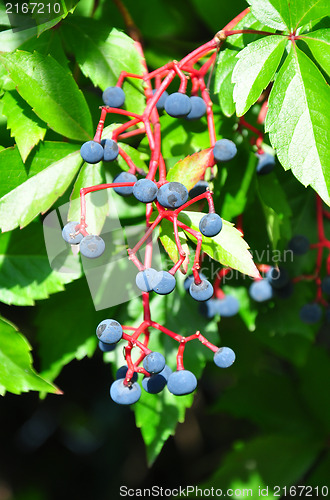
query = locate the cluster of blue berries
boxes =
[96,319,236,405]
[249,266,292,303]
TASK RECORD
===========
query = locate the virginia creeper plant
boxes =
[0,0,329,489]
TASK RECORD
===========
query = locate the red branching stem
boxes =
[174,63,188,93]
[197,332,219,353]
[239,116,264,152]
[223,29,281,37]
[213,268,231,298]
[128,213,163,256]
[200,78,216,146]
[257,100,268,124]
[168,215,187,275]
[174,189,215,215]
[223,6,250,30]
[116,71,143,87]
[104,106,143,120]
[177,341,186,370]
[118,146,138,173]
[111,117,142,141]
[93,107,108,142]
[176,220,203,280]
[149,321,183,342]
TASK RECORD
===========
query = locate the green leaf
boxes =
[1,90,47,162]
[265,45,330,205]
[248,0,329,31]
[35,279,100,383]
[0,223,82,306]
[167,149,214,190]
[247,0,290,30]
[0,50,93,141]
[214,370,316,433]
[0,26,38,52]
[178,211,260,278]
[0,316,58,395]
[214,13,275,116]
[300,29,330,75]
[232,35,287,116]
[32,0,80,36]
[201,433,322,495]
[61,20,145,114]
[68,162,108,236]
[0,142,80,198]
[0,150,82,231]
[257,171,292,248]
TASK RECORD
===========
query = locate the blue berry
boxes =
[98,340,116,352]
[62,221,83,245]
[266,266,289,289]
[199,299,218,319]
[80,235,105,258]
[288,235,310,255]
[96,319,122,344]
[189,279,214,302]
[80,141,104,164]
[189,180,209,199]
[256,152,275,175]
[143,351,166,374]
[102,86,125,108]
[101,139,119,161]
[213,139,237,163]
[152,89,169,110]
[110,379,141,405]
[185,96,206,120]
[151,270,176,295]
[321,276,330,295]
[249,279,273,302]
[167,370,197,395]
[299,303,322,324]
[199,213,222,237]
[116,365,138,382]
[184,273,207,292]
[214,347,236,368]
[142,365,172,394]
[157,182,188,209]
[164,92,192,118]
[133,179,158,203]
[113,172,137,197]
[136,268,158,292]
[214,295,240,317]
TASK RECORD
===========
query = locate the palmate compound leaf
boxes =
[265,44,330,205]
[0,316,59,396]
[232,35,287,116]
[0,51,93,141]
[0,150,83,232]
[167,148,215,191]
[178,211,260,279]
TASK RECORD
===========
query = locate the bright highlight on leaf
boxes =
[265,45,330,205]
[232,35,287,116]
[0,51,93,141]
